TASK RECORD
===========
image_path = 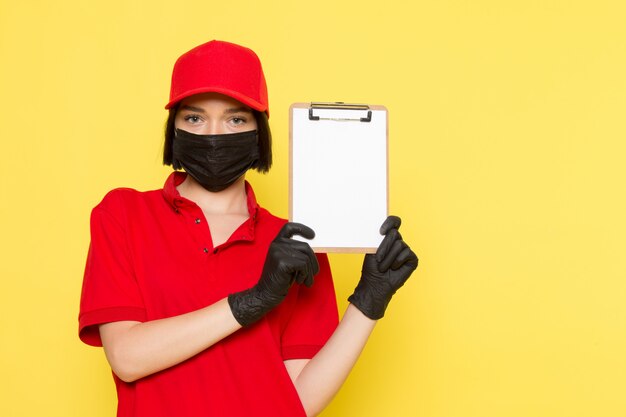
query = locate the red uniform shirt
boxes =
[79,172,339,417]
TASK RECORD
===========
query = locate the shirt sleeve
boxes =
[280,253,339,360]
[78,192,147,347]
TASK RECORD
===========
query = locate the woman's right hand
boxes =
[228,222,319,326]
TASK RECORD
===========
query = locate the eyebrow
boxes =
[179,105,253,115]
[179,104,206,113]
[224,106,253,115]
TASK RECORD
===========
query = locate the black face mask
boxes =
[172,128,260,192]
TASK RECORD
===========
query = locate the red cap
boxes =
[165,40,269,117]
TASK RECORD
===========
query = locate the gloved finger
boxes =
[282,239,320,276]
[302,251,318,286]
[378,239,406,272]
[375,228,402,263]
[390,246,419,271]
[379,215,402,235]
[393,253,419,288]
[277,222,316,240]
[301,252,318,287]
[286,250,316,286]
[302,269,316,287]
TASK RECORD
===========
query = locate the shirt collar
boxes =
[162,171,260,219]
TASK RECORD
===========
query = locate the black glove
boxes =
[348,216,418,320]
[228,222,319,327]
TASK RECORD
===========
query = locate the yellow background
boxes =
[1,1,625,416]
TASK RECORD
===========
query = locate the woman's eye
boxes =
[231,117,246,126]
[184,115,202,123]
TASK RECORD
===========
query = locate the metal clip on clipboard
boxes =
[308,102,372,123]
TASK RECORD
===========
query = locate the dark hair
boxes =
[163,105,272,173]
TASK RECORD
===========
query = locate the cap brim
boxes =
[165,87,269,117]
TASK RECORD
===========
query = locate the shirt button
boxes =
[195,218,201,224]
[203,248,209,253]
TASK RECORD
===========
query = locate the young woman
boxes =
[79,40,418,417]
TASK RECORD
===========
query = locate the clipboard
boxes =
[289,102,389,253]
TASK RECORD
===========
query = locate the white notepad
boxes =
[289,103,388,253]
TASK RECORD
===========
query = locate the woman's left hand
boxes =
[348,216,419,320]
